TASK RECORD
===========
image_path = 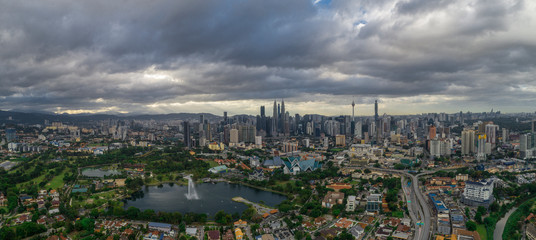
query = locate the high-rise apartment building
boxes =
[485,124,498,144]
[230,128,239,144]
[461,130,475,155]
[461,178,495,207]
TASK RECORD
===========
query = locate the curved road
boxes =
[367,168,432,240]
[493,207,518,240]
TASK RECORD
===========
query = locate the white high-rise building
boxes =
[430,140,442,157]
[477,134,487,161]
[255,136,262,146]
[461,130,475,155]
[520,133,535,159]
[355,121,362,139]
[461,178,495,207]
[230,129,239,144]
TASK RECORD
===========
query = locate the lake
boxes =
[123,182,287,216]
[81,168,121,177]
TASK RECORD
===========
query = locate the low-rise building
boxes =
[322,191,345,209]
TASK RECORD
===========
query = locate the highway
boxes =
[367,167,432,240]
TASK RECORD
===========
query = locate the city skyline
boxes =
[1,0,536,116]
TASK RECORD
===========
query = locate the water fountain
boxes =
[184,175,199,200]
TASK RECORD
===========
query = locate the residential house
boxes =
[235,228,244,240]
[322,191,345,209]
[349,225,364,239]
[207,230,220,240]
[234,219,248,228]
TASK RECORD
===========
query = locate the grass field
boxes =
[46,169,69,189]
[391,211,404,218]
[16,174,46,188]
[477,224,488,240]
[207,160,219,168]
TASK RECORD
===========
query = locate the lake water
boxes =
[81,168,120,177]
[123,182,287,216]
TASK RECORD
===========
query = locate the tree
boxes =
[364,169,371,174]
[0,227,15,239]
[466,221,477,231]
[242,207,256,221]
[214,210,231,225]
[126,207,140,219]
[474,212,482,224]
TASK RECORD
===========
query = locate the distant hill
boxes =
[0,110,224,125]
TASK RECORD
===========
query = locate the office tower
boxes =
[272,100,278,135]
[462,130,475,155]
[199,114,204,124]
[6,128,16,142]
[355,120,362,139]
[183,122,191,148]
[281,99,289,135]
[224,112,228,124]
[260,106,265,117]
[532,119,535,133]
[223,125,230,144]
[374,100,380,144]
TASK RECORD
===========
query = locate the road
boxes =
[401,177,419,228]
[493,206,518,240]
[367,167,432,240]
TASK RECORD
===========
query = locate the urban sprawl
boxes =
[1,102,536,240]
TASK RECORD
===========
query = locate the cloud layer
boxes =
[1,0,535,116]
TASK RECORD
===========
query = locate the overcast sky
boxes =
[1,0,535,116]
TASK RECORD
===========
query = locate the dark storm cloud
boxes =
[0,0,535,114]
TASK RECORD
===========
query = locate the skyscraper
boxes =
[6,128,16,142]
[281,99,286,133]
[260,106,265,117]
[272,100,278,135]
[374,100,380,144]
[429,125,436,140]
[183,122,191,148]
[223,112,228,124]
[351,100,355,122]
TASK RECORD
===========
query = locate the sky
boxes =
[1,0,535,116]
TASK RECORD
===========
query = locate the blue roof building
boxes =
[148,222,172,233]
[263,156,283,168]
[282,156,322,175]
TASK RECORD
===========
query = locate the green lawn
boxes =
[476,224,488,240]
[16,174,46,188]
[207,160,219,168]
[46,168,69,189]
[391,211,404,218]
